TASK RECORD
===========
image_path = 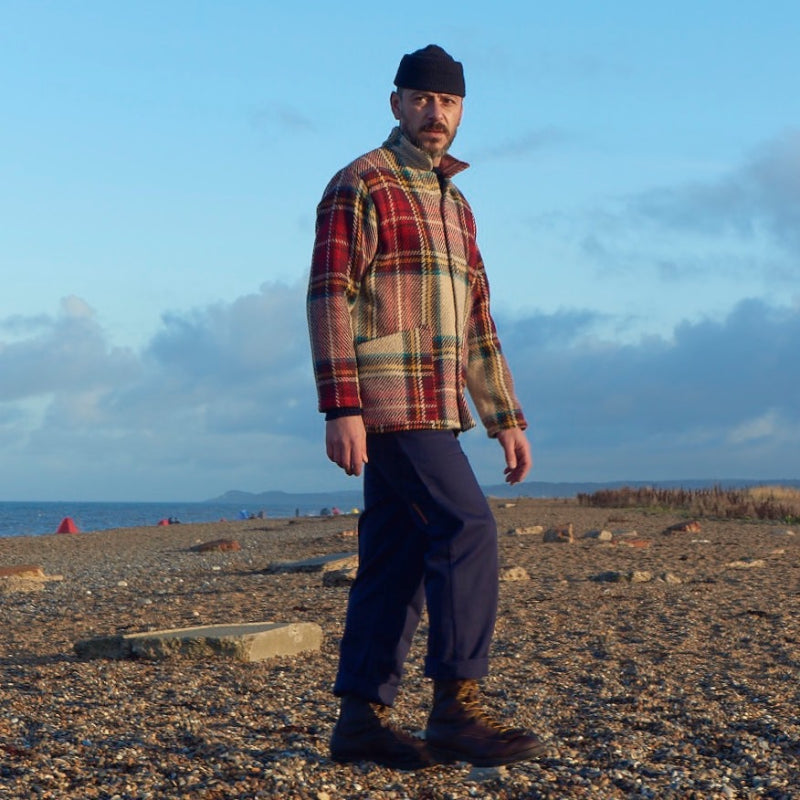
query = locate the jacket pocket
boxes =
[355,326,436,427]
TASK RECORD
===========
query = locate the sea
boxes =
[0,500,336,539]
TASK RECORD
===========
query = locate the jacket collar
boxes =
[384,127,469,179]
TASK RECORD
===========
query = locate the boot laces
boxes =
[456,683,519,736]
[370,703,393,726]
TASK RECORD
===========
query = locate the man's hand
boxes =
[326,416,368,477]
[496,427,532,485]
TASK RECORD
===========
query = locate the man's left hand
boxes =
[496,427,532,485]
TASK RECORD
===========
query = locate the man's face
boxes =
[391,88,464,165]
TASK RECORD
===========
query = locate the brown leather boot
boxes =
[425,679,547,766]
[330,695,436,770]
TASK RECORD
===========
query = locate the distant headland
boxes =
[205,478,800,507]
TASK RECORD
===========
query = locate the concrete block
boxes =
[265,552,357,574]
[75,621,323,662]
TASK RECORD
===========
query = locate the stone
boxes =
[664,520,702,534]
[0,577,46,594]
[660,572,683,584]
[612,529,639,538]
[583,529,613,542]
[499,566,529,582]
[265,552,358,574]
[0,564,46,578]
[465,765,509,782]
[74,621,323,662]
[322,566,358,586]
[590,570,658,584]
[190,539,241,553]
[543,524,574,543]
[0,565,64,594]
[619,538,652,548]
[508,525,544,536]
[724,558,766,569]
[338,529,357,538]
[590,571,623,583]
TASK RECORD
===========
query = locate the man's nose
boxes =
[427,98,446,119]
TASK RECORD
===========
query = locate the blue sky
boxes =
[1,1,798,501]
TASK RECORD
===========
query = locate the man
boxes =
[307,44,546,770]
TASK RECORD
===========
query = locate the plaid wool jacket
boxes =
[307,127,527,436]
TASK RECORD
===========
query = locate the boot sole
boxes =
[331,750,435,771]
[427,740,548,767]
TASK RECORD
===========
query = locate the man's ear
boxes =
[390,90,401,120]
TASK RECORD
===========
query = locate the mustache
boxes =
[421,123,449,134]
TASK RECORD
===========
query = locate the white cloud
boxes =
[727,409,790,446]
[632,128,800,259]
[490,298,800,482]
[1,283,797,498]
[0,296,139,401]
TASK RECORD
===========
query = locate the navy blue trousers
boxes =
[333,430,499,706]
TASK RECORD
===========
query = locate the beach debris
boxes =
[583,529,614,541]
[0,564,64,594]
[507,525,544,536]
[56,517,79,534]
[589,569,682,585]
[663,520,702,534]
[74,621,323,662]
[0,564,48,578]
[618,538,652,548]
[543,524,574,543]
[190,538,241,553]
[590,570,647,583]
[264,552,358,574]
[322,566,358,586]
[589,569,623,583]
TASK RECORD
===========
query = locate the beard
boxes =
[403,121,458,161]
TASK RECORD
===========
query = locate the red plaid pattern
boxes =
[307,128,526,436]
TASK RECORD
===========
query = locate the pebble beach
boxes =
[1,499,798,799]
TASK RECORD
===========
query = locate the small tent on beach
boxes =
[56,517,79,534]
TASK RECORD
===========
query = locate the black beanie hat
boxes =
[394,44,466,97]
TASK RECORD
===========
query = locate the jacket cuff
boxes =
[324,407,363,421]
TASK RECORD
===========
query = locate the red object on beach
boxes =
[56,517,79,534]
[157,519,170,526]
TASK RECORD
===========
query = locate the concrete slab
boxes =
[265,552,357,574]
[74,621,323,662]
[0,565,63,594]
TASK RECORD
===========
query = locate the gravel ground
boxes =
[1,499,798,799]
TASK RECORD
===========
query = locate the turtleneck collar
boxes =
[383,126,469,180]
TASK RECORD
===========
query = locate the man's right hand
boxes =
[326,415,368,477]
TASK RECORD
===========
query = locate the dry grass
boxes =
[577,484,800,523]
